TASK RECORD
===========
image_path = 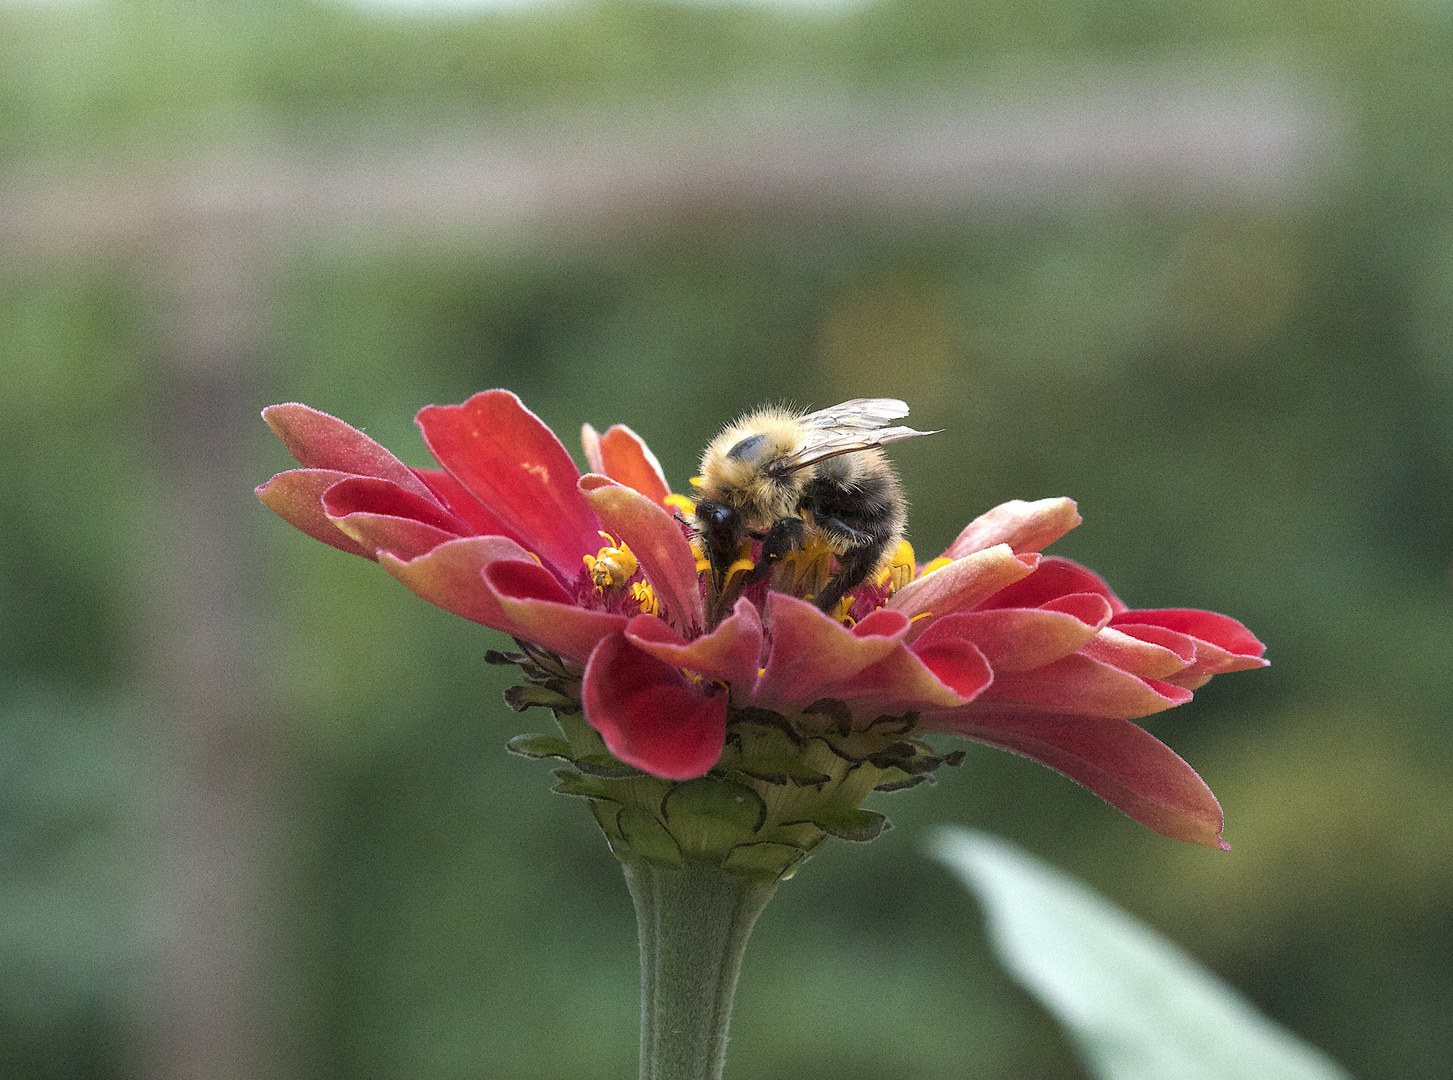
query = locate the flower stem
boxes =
[624,861,778,1080]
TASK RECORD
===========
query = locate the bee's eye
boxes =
[703,504,734,529]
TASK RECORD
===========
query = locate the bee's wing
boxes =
[771,423,937,475]
[797,398,911,432]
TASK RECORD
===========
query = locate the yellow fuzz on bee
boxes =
[583,532,638,592]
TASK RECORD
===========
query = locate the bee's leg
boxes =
[811,518,889,614]
[740,517,805,588]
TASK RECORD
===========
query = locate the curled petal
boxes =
[1113,609,1267,670]
[377,535,537,631]
[754,595,909,710]
[625,599,763,693]
[926,707,1227,848]
[817,639,992,715]
[412,467,530,547]
[976,556,1127,614]
[580,475,705,633]
[942,497,1083,560]
[915,597,1111,673]
[888,544,1040,624]
[1080,626,1195,681]
[331,512,465,562]
[583,632,728,780]
[262,403,432,499]
[582,423,672,507]
[416,390,600,577]
[257,469,373,558]
[981,653,1193,719]
[483,561,627,664]
[322,476,465,535]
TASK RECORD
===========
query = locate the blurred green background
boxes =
[2,0,1452,1077]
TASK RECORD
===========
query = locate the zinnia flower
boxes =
[257,390,1265,853]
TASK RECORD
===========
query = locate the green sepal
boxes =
[803,805,892,843]
[551,768,619,800]
[573,755,647,779]
[663,777,767,860]
[618,806,686,866]
[503,683,577,712]
[720,721,831,787]
[506,733,574,760]
[873,770,935,792]
[723,842,806,884]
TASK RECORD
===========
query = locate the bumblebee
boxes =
[691,398,934,621]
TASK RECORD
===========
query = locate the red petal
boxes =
[588,423,672,508]
[981,653,1193,718]
[580,476,705,634]
[483,561,627,664]
[582,632,728,780]
[256,469,373,559]
[753,594,908,710]
[376,536,538,631]
[624,599,763,692]
[262,403,432,499]
[322,476,466,535]
[976,556,1127,614]
[331,512,463,562]
[412,467,530,547]
[941,497,1082,560]
[811,639,992,715]
[914,599,1110,673]
[416,391,600,577]
[888,545,1040,624]
[1112,609,1267,666]
[922,707,1227,848]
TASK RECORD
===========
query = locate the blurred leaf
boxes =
[929,828,1353,1080]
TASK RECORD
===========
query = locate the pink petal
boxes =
[624,599,764,693]
[579,475,705,634]
[416,390,600,578]
[914,598,1111,673]
[322,476,466,535]
[754,594,910,710]
[376,535,538,631]
[1080,626,1196,681]
[583,423,672,508]
[1112,609,1268,670]
[941,497,1082,560]
[582,631,728,780]
[330,512,464,562]
[975,556,1127,614]
[483,561,627,664]
[412,467,531,548]
[888,544,1040,623]
[813,639,992,715]
[981,653,1193,719]
[262,403,432,499]
[922,707,1227,848]
[256,469,373,559]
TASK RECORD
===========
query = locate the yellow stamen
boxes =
[630,581,659,617]
[774,537,834,601]
[918,556,952,579]
[909,611,934,624]
[688,475,705,489]
[876,538,918,591]
[584,532,638,592]
[664,493,696,517]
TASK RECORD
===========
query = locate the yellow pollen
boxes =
[918,556,952,579]
[688,475,705,488]
[630,581,659,617]
[584,532,638,592]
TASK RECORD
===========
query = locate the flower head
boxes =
[258,391,1265,861]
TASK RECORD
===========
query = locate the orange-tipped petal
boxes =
[583,632,728,780]
[256,469,373,559]
[888,544,1040,623]
[586,423,672,508]
[377,535,538,631]
[416,390,600,578]
[923,707,1227,849]
[580,475,705,634]
[941,497,1082,560]
[262,403,433,499]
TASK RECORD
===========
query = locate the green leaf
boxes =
[505,734,574,760]
[929,829,1353,1080]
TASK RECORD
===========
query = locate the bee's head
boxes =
[691,498,746,593]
